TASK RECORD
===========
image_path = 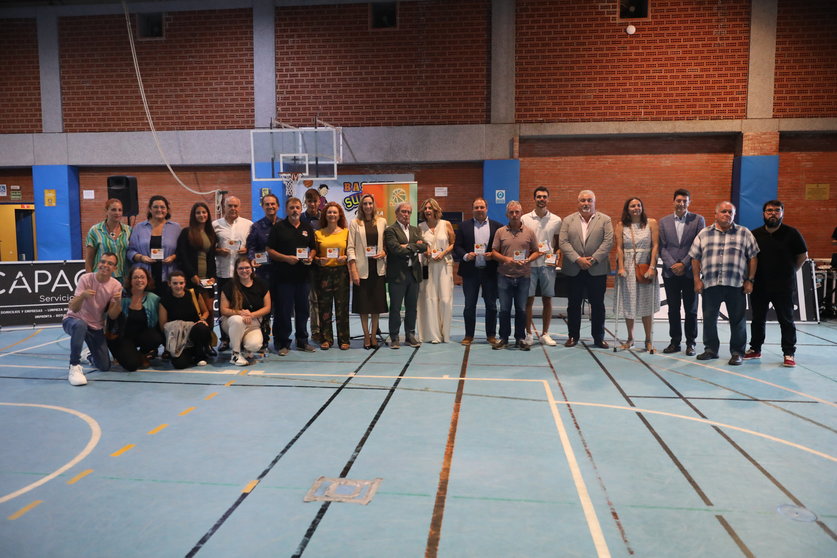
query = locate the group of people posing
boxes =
[63,185,807,386]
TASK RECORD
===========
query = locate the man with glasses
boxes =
[690,201,759,365]
[62,252,123,386]
[267,197,317,355]
[745,200,808,367]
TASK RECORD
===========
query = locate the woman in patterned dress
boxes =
[615,197,660,352]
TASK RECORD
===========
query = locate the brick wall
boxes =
[741,131,780,156]
[76,166,251,256]
[774,0,837,118]
[778,133,837,259]
[59,10,253,133]
[0,169,34,203]
[0,19,41,134]
[516,0,751,122]
[276,1,490,127]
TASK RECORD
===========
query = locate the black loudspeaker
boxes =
[107,175,139,217]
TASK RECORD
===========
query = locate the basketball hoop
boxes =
[280,172,303,197]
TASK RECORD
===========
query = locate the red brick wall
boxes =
[778,133,837,259]
[76,166,251,255]
[276,1,490,127]
[0,19,41,134]
[516,0,751,122]
[59,10,253,133]
[0,169,34,203]
[774,0,837,118]
[520,135,739,265]
[741,131,780,156]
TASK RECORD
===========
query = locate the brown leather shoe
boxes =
[564,337,578,347]
[593,340,610,349]
[486,336,498,345]
[460,337,473,346]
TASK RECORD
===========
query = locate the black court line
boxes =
[425,345,470,558]
[542,340,635,555]
[291,346,419,558]
[795,328,837,344]
[627,350,837,542]
[628,395,818,403]
[184,347,382,557]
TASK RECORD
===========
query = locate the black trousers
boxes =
[108,327,163,372]
[749,288,797,356]
[461,268,498,339]
[566,271,606,342]
[170,322,212,369]
[388,275,420,340]
[662,273,699,345]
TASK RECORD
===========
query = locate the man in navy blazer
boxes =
[454,197,503,345]
[658,189,705,355]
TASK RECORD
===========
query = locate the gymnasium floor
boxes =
[1,295,835,558]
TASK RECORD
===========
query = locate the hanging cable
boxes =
[121,1,218,196]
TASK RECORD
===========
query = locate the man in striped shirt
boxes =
[689,201,759,365]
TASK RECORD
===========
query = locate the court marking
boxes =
[0,336,66,358]
[110,444,136,457]
[7,499,43,520]
[66,469,94,485]
[0,329,41,353]
[0,403,102,504]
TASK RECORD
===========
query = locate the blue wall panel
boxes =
[33,165,81,260]
[483,159,520,224]
[731,155,779,231]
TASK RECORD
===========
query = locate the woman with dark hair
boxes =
[85,198,132,284]
[219,256,271,366]
[314,202,350,350]
[614,197,660,352]
[127,195,181,294]
[176,201,217,323]
[347,193,388,349]
[159,270,212,369]
[107,265,163,371]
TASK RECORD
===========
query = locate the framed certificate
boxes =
[326,247,340,259]
[254,252,268,264]
[544,253,557,265]
[513,250,526,262]
[150,248,164,260]
[227,239,242,252]
[296,247,310,259]
[365,246,378,257]
[474,243,486,255]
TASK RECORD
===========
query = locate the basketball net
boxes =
[280,172,303,198]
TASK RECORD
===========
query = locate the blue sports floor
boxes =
[1,293,835,557]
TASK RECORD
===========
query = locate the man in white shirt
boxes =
[521,187,563,346]
[213,195,253,351]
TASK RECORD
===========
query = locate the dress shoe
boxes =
[593,340,609,349]
[492,339,508,350]
[486,336,498,345]
[297,342,317,352]
[662,343,680,354]
[564,337,578,347]
[278,347,290,356]
[405,335,421,348]
[728,353,743,365]
[390,339,400,349]
[685,344,696,356]
[515,340,531,351]
[460,337,474,346]
[696,351,718,360]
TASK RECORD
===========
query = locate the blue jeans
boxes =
[62,317,111,371]
[701,285,747,356]
[461,268,498,338]
[497,275,530,343]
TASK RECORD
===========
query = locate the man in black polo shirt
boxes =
[267,196,317,355]
[744,200,808,367]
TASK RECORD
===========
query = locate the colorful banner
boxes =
[293,175,418,224]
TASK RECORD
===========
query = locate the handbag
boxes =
[629,225,653,285]
[189,288,218,346]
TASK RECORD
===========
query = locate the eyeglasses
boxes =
[764,208,782,214]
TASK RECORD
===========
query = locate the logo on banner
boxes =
[495,190,506,204]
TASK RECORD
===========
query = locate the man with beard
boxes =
[744,200,808,367]
[690,201,759,365]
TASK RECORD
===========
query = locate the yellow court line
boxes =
[66,469,93,485]
[7,500,43,520]
[0,329,41,353]
[242,480,259,493]
[0,403,101,505]
[110,444,136,457]
[237,369,250,375]
[658,353,836,407]
[224,380,236,387]
[148,424,168,435]
[204,392,219,400]
[179,407,197,416]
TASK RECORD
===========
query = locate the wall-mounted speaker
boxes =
[107,175,139,217]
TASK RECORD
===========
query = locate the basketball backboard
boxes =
[250,126,341,182]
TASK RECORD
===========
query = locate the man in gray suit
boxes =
[658,189,705,356]
[558,190,614,348]
[384,202,427,349]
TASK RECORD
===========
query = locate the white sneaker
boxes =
[524,332,534,345]
[196,360,208,367]
[68,364,87,386]
[230,352,248,366]
[541,333,557,346]
[80,347,91,365]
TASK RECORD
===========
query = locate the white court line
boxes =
[0,403,102,504]
[0,336,67,358]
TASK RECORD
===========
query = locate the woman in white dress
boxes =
[615,197,660,352]
[416,198,455,343]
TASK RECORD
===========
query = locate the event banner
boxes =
[0,260,86,328]
[293,175,418,224]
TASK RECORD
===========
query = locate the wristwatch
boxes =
[745,277,755,282]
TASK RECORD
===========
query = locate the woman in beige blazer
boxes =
[347,193,388,349]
